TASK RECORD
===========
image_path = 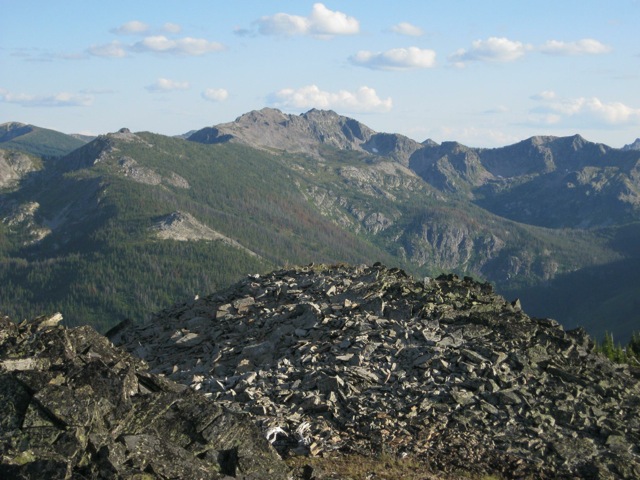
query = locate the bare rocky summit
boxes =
[111,263,640,479]
[0,313,288,479]
[188,108,423,165]
[622,138,640,151]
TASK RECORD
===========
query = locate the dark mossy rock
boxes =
[0,314,289,479]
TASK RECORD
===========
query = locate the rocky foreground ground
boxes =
[110,263,640,479]
[0,313,287,479]
[1,263,640,479]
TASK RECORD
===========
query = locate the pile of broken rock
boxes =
[0,313,288,479]
[110,263,640,479]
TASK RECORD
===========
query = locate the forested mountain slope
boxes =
[1,110,639,342]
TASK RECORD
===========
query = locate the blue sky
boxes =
[1,1,639,147]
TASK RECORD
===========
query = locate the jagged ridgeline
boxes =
[111,264,640,479]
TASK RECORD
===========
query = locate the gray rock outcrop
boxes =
[111,263,640,479]
[0,149,38,189]
[0,313,289,479]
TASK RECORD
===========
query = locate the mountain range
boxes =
[1,110,639,342]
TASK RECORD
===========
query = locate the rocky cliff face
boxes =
[413,135,640,228]
[111,263,640,479]
[0,149,39,189]
[0,313,288,479]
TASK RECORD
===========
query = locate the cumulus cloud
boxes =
[539,39,611,55]
[449,37,532,66]
[0,88,93,107]
[145,78,190,92]
[111,20,149,35]
[437,125,519,147]
[88,35,222,57]
[132,35,224,55]
[202,88,229,102]
[390,22,424,37]
[531,93,640,125]
[162,22,182,34]
[349,46,436,70]
[256,3,359,38]
[87,41,128,58]
[268,84,392,113]
[83,21,223,58]
[80,88,115,94]
[530,90,557,101]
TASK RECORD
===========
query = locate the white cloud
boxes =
[309,3,359,36]
[530,90,557,101]
[111,20,182,36]
[202,88,229,102]
[162,23,182,34]
[531,94,640,125]
[80,88,115,94]
[256,3,359,38]
[0,88,93,107]
[111,20,149,35]
[349,46,436,71]
[390,22,424,37]
[449,37,532,66]
[482,105,509,114]
[268,84,392,113]
[87,41,127,58]
[437,125,519,147]
[132,35,224,55]
[257,13,308,36]
[539,39,611,55]
[145,78,190,92]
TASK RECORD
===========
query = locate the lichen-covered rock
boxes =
[0,313,289,479]
[112,263,640,479]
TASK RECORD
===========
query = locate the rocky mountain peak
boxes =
[623,138,640,151]
[188,108,422,165]
[111,263,640,479]
[570,133,588,150]
[235,107,289,125]
[300,108,342,122]
[526,135,558,147]
[107,127,142,142]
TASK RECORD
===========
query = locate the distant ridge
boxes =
[0,121,88,157]
[188,107,423,165]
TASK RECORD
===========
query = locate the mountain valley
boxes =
[1,111,639,343]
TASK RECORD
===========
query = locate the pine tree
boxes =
[601,331,615,360]
[628,332,640,363]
